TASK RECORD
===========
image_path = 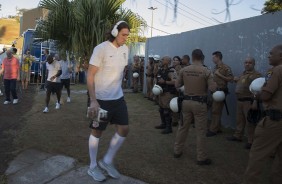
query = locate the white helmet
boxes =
[249,77,265,93]
[153,55,160,61]
[152,84,163,95]
[169,97,178,112]
[133,72,139,78]
[212,91,225,102]
[179,86,185,92]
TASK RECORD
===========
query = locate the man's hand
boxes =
[17,77,20,81]
[158,78,165,84]
[214,70,221,77]
[88,100,100,119]
[50,76,56,81]
[233,76,239,82]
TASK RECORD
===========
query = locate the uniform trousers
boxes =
[174,100,208,161]
[132,76,139,92]
[243,117,282,184]
[233,100,256,143]
[146,76,153,98]
[210,100,224,133]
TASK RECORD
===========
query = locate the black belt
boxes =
[237,97,253,102]
[146,74,153,77]
[183,95,207,103]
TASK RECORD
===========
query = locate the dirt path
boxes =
[0,86,36,175]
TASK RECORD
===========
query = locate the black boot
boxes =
[155,108,166,129]
[162,109,172,134]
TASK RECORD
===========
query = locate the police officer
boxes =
[139,55,145,91]
[181,55,190,67]
[227,57,261,149]
[152,55,161,104]
[172,56,182,126]
[243,45,282,184]
[146,55,154,100]
[154,56,177,134]
[207,51,234,137]
[132,55,140,93]
[174,49,216,165]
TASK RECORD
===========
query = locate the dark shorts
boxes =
[89,97,128,131]
[61,79,70,89]
[46,81,61,93]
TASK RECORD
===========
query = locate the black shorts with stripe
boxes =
[89,97,128,131]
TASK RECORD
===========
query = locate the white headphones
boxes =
[111,21,126,37]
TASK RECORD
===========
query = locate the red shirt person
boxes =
[0,49,20,104]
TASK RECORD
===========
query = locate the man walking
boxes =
[0,50,20,104]
[87,21,130,182]
[42,55,62,113]
[59,54,73,102]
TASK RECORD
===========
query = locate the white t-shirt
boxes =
[46,60,61,83]
[89,41,128,100]
[59,60,72,79]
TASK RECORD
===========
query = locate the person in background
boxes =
[40,49,49,90]
[59,53,73,103]
[21,49,35,90]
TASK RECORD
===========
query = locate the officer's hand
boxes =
[233,76,239,82]
[214,70,221,76]
[158,78,165,84]
[88,100,100,119]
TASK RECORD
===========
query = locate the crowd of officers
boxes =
[127,45,282,183]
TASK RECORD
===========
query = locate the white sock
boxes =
[89,134,99,169]
[103,133,126,165]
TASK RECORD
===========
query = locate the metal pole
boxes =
[148,7,157,37]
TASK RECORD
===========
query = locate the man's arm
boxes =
[87,64,100,118]
[215,70,234,82]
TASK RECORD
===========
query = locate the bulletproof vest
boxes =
[157,66,177,93]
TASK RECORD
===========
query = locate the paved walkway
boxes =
[6,149,147,184]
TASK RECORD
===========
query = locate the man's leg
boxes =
[271,143,282,184]
[228,101,244,141]
[10,79,18,100]
[4,79,11,102]
[243,118,282,184]
[209,101,224,134]
[174,101,192,156]
[55,83,62,104]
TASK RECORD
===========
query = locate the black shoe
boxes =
[226,136,242,142]
[155,125,166,129]
[161,129,172,134]
[197,159,212,165]
[174,152,183,158]
[217,130,223,134]
[206,131,217,137]
[244,143,252,149]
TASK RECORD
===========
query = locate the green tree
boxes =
[262,0,282,14]
[35,0,146,59]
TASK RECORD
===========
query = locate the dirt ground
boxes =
[0,84,274,184]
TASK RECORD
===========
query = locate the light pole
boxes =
[148,6,157,37]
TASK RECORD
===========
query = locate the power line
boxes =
[147,25,171,35]
[177,1,219,24]
[167,1,215,25]
[154,0,208,27]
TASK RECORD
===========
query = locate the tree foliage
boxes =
[262,0,282,14]
[35,0,146,59]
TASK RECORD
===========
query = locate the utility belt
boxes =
[263,109,282,121]
[184,95,207,103]
[237,97,253,102]
[146,74,154,77]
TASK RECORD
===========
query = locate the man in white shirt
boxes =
[87,21,130,182]
[43,54,62,113]
[59,54,73,102]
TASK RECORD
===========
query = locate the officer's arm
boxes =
[87,65,99,101]
[260,68,280,101]
[260,91,272,101]
[175,70,183,88]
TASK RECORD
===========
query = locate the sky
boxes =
[0,0,266,37]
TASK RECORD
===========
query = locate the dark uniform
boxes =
[232,70,261,143]
[155,65,177,134]
[209,63,233,134]
[132,61,140,93]
[243,65,282,184]
[174,62,216,162]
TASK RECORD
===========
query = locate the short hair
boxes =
[12,47,17,54]
[182,55,190,61]
[192,49,205,61]
[107,21,130,42]
[212,51,222,60]
[246,57,255,64]
[173,56,181,62]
